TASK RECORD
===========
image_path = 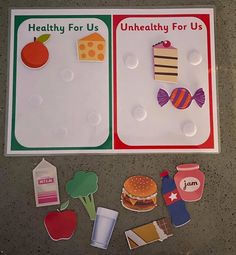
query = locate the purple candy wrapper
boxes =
[157,89,169,107]
[192,88,205,107]
[157,87,205,109]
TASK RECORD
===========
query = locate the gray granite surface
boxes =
[0,0,235,254]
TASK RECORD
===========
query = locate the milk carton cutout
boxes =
[174,164,205,202]
[33,159,60,207]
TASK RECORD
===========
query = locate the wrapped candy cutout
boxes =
[157,88,205,109]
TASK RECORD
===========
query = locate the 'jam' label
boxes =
[179,177,200,192]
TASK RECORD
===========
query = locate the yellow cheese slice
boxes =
[129,197,137,206]
[152,197,157,204]
[78,32,105,62]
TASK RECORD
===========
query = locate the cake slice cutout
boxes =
[153,40,178,83]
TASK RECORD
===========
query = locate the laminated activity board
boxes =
[6,8,219,155]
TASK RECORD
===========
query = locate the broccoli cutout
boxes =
[66,171,98,220]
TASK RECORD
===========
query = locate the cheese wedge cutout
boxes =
[77,32,105,62]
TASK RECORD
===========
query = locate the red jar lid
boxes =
[176,164,199,171]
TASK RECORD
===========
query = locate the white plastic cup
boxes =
[90,207,119,249]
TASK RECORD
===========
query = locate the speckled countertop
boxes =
[0,0,235,255]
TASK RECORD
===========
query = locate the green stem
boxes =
[84,196,96,220]
[84,195,91,205]
[78,196,87,208]
[79,196,96,220]
[90,194,96,215]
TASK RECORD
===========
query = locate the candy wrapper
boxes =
[157,88,205,109]
[125,217,173,250]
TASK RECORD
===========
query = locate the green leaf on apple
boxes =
[37,34,51,43]
[60,200,70,211]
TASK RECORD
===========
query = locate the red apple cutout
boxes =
[44,201,77,241]
[21,34,50,68]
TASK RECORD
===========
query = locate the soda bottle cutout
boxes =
[160,170,191,227]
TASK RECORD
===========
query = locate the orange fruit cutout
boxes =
[21,34,50,68]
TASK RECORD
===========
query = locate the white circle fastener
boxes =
[182,121,197,137]
[61,69,74,82]
[124,54,139,69]
[87,112,102,126]
[187,50,202,66]
[132,106,147,121]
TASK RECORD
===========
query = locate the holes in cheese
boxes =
[77,32,105,62]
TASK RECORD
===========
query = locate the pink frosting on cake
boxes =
[153,40,176,49]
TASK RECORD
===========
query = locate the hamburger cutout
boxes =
[121,176,158,212]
